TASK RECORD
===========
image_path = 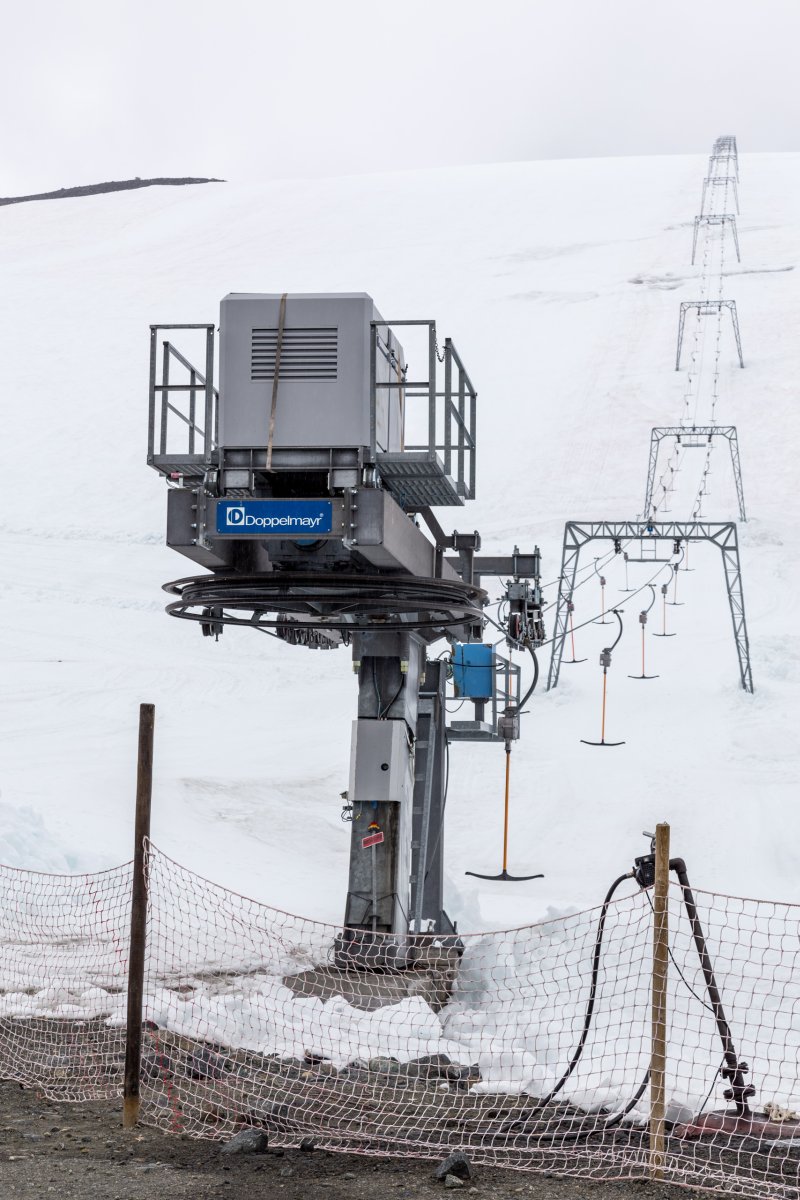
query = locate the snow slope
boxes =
[1,153,798,929]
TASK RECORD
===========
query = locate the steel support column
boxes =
[643,429,663,515]
[546,524,589,691]
[409,662,452,935]
[729,302,744,368]
[343,633,424,958]
[728,428,746,523]
[714,524,753,693]
[675,304,687,371]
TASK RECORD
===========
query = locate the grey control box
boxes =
[349,720,411,804]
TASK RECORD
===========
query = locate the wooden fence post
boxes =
[650,821,670,1180]
[123,703,155,1129]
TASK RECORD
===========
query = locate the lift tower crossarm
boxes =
[445,552,541,587]
[546,521,753,694]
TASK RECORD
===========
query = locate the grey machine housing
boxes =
[219,293,405,466]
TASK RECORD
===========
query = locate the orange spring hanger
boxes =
[628,584,659,681]
[581,609,626,747]
[666,549,685,607]
[653,581,676,638]
[563,597,587,665]
[594,558,612,625]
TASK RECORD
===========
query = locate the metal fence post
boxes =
[650,821,670,1180]
[123,703,155,1129]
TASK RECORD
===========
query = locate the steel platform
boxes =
[377,451,463,508]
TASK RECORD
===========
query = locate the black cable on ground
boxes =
[502,870,636,1134]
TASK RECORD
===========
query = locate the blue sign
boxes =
[216,499,334,536]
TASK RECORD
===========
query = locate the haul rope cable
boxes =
[689,168,730,521]
[687,165,733,519]
[484,553,676,654]
[543,541,661,615]
[539,542,621,597]
[540,536,648,611]
[237,549,674,669]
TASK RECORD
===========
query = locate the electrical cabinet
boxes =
[349,720,411,804]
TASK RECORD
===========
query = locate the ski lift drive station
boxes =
[147,293,545,964]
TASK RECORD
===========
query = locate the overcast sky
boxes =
[3,0,799,195]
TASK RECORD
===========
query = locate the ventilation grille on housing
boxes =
[251,327,338,380]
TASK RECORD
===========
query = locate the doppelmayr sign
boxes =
[215,499,334,536]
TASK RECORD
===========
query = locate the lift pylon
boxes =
[643,426,746,522]
[709,149,739,181]
[691,214,741,265]
[546,521,753,694]
[676,301,743,370]
[701,175,739,215]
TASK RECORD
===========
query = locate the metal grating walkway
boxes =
[377,452,463,508]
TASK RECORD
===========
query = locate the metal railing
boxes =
[370,320,477,500]
[489,652,521,731]
[147,325,218,471]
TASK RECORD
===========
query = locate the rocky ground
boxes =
[0,1078,728,1200]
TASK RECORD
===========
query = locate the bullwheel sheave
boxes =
[163,572,487,635]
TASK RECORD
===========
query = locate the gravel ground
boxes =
[0,1080,716,1200]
